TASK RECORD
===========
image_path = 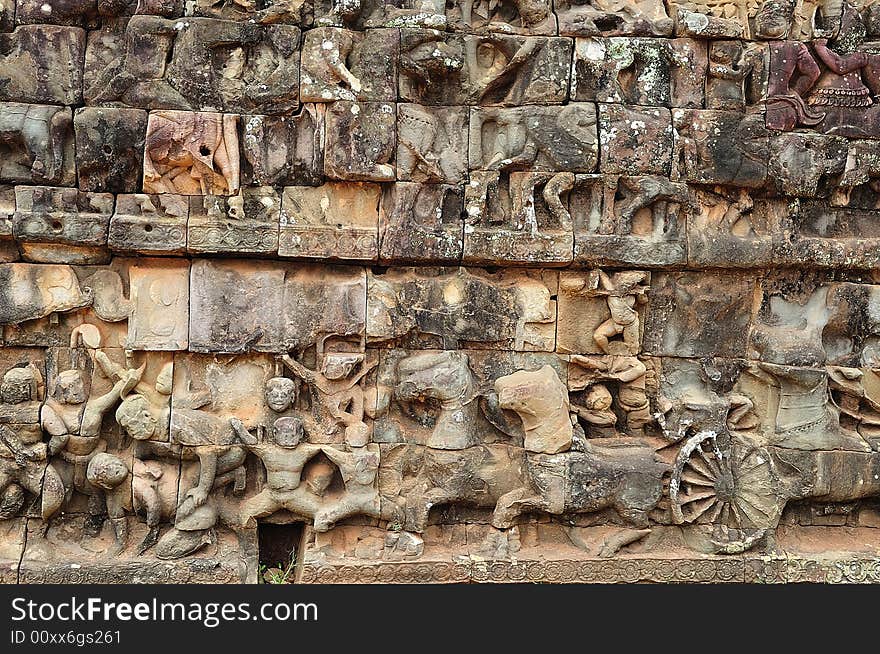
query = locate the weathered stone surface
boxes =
[397,104,468,183]
[241,108,324,187]
[399,30,571,106]
[143,110,240,195]
[324,101,396,181]
[367,267,556,350]
[598,104,673,176]
[555,0,673,37]
[109,194,188,255]
[280,182,379,260]
[379,182,463,263]
[301,27,398,102]
[188,188,280,255]
[127,258,189,350]
[571,37,706,107]
[75,107,147,193]
[469,104,598,172]
[13,186,113,263]
[0,25,84,104]
[0,103,75,186]
[84,17,301,114]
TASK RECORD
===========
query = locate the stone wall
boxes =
[1,0,880,583]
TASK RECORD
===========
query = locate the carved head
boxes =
[265,377,298,413]
[585,384,613,411]
[754,0,796,39]
[709,41,741,64]
[320,353,362,381]
[516,0,549,27]
[86,453,129,491]
[116,394,158,441]
[54,370,86,405]
[271,416,304,449]
[1,367,37,405]
[304,458,336,497]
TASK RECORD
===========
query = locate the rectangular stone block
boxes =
[324,101,396,181]
[598,104,672,176]
[0,103,76,187]
[12,186,113,264]
[0,26,84,104]
[74,107,147,193]
[571,174,689,267]
[379,183,463,264]
[127,258,190,350]
[109,194,188,255]
[279,182,380,261]
[571,37,706,108]
[469,104,598,173]
[399,30,571,106]
[643,271,756,358]
[301,27,398,102]
[367,267,557,351]
[241,107,324,187]
[671,109,768,187]
[555,0,673,36]
[463,171,573,266]
[187,188,280,255]
[397,104,468,184]
[84,17,300,114]
[143,110,240,196]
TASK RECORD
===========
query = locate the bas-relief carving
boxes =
[4,0,880,582]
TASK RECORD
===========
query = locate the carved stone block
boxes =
[571,174,689,267]
[189,259,366,353]
[686,187,778,267]
[397,104,468,183]
[15,0,98,26]
[378,183,463,264]
[0,263,89,325]
[143,111,240,196]
[445,0,556,35]
[468,104,598,172]
[463,171,573,265]
[598,104,673,176]
[0,103,75,186]
[12,186,113,264]
[127,258,189,350]
[187,188,280,255]
[557,269,649,355]
[643,271,756,358]
[571,37,706,108]
[399,29,571,106]
[766,132,847,198]
[324,101,396,181]
[241,108,324,187]
[555,0,673,37]
[186,0,307,22]
[367,267,557,350]
[671,109,768,187]
[84,17,301,114]
[109,194,188,255]
[0,26,84,104]
[74,107,147,193]
[279,183,379,261]
[301,27,398,102]
[671,4,745,38]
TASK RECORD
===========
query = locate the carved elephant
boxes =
[0,103,71,183]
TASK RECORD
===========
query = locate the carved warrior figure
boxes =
[143,111,240,195]
[281,346,376,446]
[0,364,46,519]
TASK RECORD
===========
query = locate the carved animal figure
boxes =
[0,104,70,183]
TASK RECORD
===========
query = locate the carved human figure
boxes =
[571,271,649,355]
[281,349,376,446]
[707,41,753,111]
[306,29,362,99]
[143,111,240,195]
[115,371,247,555]
[569,384,618,438]
[570,355,652,436]
[396,106,442,181]
[758,0,825,130]
[0,365,47,519]
[41,334,142,544]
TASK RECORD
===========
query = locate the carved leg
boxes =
[239,489,281,528]
[492,488,547,529]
